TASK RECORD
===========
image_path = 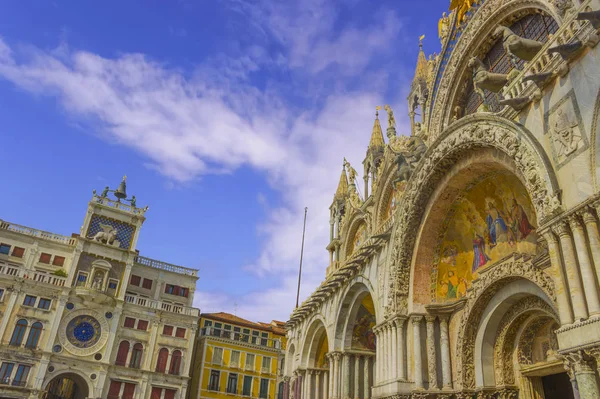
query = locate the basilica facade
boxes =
[284,0,600,398]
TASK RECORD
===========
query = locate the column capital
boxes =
[425,315,437,324]
[542,230,559,244]
[567,214,584,231]
[584,346,600,364]
[411,315,424,325]
[438,314,450,324]
[552,220,571,238]
[582,206,598,225]
[562,350,595,374]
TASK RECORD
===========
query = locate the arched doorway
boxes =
[300,318,330,399]
[334,282,377,399]
[45,373,89,399]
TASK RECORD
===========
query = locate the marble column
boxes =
[569,215,600,314]
[391,322,398,380]
[425,316,438,390]
[384,325,390,381]
[412,316,424,389]
[563,351,600,399]
[554,222,589,321]
[439,315,452,389]
[583,208,600,291]
[323,371,329,399]
[307,370,313,399]
[396,317,406,380]
[315,370,321,399]
[343,353,351,399]
[543,232,575,325]
[333,353,341,399]
[364,356,371,399]
[327,354,334,399]
[374,328,381,383]
[354,355,360,399]
[387,324,393,380]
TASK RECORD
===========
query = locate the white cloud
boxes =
[0,1,410,322]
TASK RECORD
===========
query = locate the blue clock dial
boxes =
[66,315,102,348]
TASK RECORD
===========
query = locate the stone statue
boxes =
[438,12,450,42]
[90,223,118,246]
[384,104,396,128]
[406,135,428,165]
[393,153,412,185]
[344,158,357,184]
[469,57,512,108]
[494,26,543,67]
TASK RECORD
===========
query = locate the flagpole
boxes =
[295,207,308,309]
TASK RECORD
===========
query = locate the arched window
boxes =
[156,348,169,373]
[129,343,143,369]
[9,319,27,346]
[169,350,182,375]
[115,341,130,366]
[25,322,43,349]
[463,12,559,115]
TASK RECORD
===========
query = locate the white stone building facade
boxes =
[0,180,199,399]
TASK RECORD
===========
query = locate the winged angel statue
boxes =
[89,223,119,246]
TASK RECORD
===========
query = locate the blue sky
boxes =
[0,0,448,321]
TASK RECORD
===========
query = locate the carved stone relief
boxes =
[544,89,589,169]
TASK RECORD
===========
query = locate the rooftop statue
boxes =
[450,0,475,26]
[469,57,512,109]
[384,104,396,129]
[343,158,358,184]
[438,12,450,42]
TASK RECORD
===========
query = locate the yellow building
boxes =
[189,313,286,399]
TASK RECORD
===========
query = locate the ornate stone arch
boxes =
[428,0,563,138]
[386,114,561,314]
[341,213,368,259]
[332,279,379,351]
[493,296,556,386]
[453,255,557,390]
[372,151,405,229]
[286,342,296,376]
[299,314,331,369]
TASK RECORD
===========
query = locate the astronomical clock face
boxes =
[66,315,102,348]
[59,309,109,356]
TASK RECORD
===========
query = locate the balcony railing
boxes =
[134,255,198,277]
[0,220,76,246]
[93,195,148,216]
[200,327,282,350]
[0,262,67,288]
[124,295,199,317]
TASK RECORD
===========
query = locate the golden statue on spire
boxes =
[450,0,475,26]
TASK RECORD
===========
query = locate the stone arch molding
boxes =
[333,278,380,351]
[428,0,563,137]
[454,255,557,390]
[299,314,331,369]
[385,114,561,315]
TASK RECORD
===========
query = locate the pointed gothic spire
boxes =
[413,36,429,84]
[334,163,349,200]
[369,108,385,149]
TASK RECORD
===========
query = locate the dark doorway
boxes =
[542,372,575,399]
[45,373,89,399]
